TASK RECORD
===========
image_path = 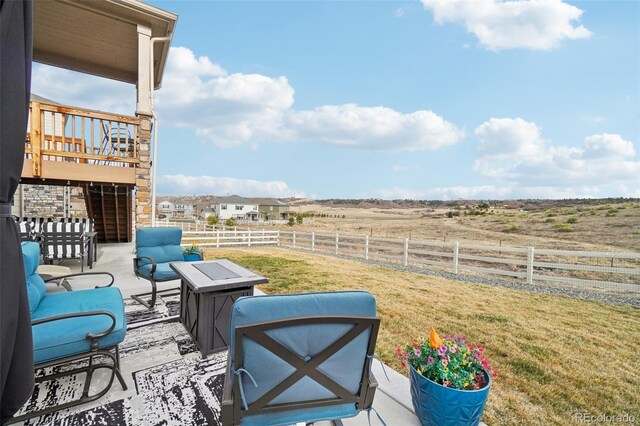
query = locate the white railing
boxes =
[278,230,640,293]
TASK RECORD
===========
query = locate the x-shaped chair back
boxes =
[238,316,379,413]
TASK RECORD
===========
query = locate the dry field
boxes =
[205,246,640,425]
[286,201,640,252]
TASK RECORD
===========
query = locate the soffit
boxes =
[33,0,177,89]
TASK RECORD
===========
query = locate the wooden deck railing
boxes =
[25,101,140,179]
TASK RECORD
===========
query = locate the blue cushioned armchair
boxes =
[221,291,381,426]
[10,242,127,424]
[132,227,185,308]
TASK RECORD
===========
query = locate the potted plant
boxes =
[183,243,204,262]
[396,327,495,426]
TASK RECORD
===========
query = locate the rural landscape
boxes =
[288,198,640,252]
[186,196,639,424]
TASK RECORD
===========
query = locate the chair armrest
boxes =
[32,310,117,342]
[134,256,157,275]
[43,272,115,288]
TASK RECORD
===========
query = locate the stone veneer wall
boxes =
[18,184,86,218]
[135,115,152,227]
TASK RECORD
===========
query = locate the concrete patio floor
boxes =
[49,242,423,425]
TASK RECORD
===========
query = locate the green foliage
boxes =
[225,218,235,227]
[288,217,295,226]
[296,214,303,224]
[555,224,573,232]
[206,215,219,226]
[545,218,556,223]
[396,331,494,390]
[559,207,578,215]
[503,224,519,233]
[566,216,579,224]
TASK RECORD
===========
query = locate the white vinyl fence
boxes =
[154,221,639,293]
[278,230,640,293]
[179,229,279,248]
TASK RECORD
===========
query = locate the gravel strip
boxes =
[290,249,640,307]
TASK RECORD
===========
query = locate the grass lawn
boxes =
[205,247,640,425]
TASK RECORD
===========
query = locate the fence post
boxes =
[216,230,220,248]
[311,232,315,252]
[293,231,296,249]
[335,233,339,255]
[453,242,459,274]
[526,246,535,284]
[276,229,280,247]
[403,238,409,266]
[248,229,252,247]
[365,235,369,260]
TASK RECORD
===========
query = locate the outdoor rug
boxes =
[16,295,228,426]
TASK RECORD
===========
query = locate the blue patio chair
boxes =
[132,227,185,309]
[9,242,127,424]
[221,291,382,426]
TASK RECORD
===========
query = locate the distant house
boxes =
[200,207,215,220]
[157,199,195,219]
[173,202,195,218]
[252,198,290,221]
[212,196,259,221]
[157,200,175,219]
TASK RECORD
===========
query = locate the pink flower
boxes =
[442,359,449,367]
[427,356,434,365]
[414,349,421,357]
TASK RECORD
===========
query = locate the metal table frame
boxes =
[170,259,268,358]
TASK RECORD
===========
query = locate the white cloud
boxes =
[378,185,512,200]
[156,48,295,147]
[421,0,591,50]
[31,65,134,114]
[159,48,462,151]
[583,133,636,159]
[580,115,605,124]
[286,104,464,151]
[473,117,640,194]
[395,7,406,18]
[31,47,463,152]
[158,174,304,198]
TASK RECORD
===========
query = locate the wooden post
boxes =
[293,231,296,249]
[365,235,369,260]
[30,102,42,177]
[527,247,535,284]
[404,238,409,266]
[335,233,339,255]
[311,232,315,251]
[453,242,459,274]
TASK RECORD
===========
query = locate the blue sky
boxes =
[32,0,640,200]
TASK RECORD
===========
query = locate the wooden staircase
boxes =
[84,184,133,243]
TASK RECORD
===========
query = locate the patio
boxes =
[15,242,423,425]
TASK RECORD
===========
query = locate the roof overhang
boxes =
[33,0,177,89]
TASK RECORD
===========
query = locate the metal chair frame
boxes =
[222,315,380,426]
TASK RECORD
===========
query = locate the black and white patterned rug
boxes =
[18,296,228,426]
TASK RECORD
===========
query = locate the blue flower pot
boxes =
[409,365,491,426]
[183,253,202,262]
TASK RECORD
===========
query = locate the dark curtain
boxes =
[0,0,34,423]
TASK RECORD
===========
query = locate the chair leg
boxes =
[131,280,158,309]
[114,346,128,390]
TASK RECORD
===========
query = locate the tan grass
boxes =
[205,246,640,425]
